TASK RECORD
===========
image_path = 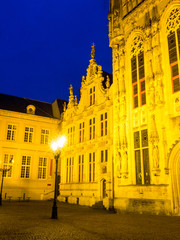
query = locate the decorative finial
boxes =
[91,43,95,59]
[106,75,110,88]
[69,84,73,96]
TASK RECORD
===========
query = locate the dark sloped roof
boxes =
[102,71,113,89]
[0,93,64,118]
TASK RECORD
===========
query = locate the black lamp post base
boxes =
[51,204,58,219]
[0,194,2,206]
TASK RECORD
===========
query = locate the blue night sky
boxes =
[0,0,112,103]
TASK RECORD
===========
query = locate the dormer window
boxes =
[90,86,95,106]
[26,105,36,114]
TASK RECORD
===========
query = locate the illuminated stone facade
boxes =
[0,95,64,200]
[0,0,179,216]
[59,45,114,209]
[108,0,180,215]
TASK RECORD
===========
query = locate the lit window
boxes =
[21,156,31,178]
[101,150,108,163]
[89,152,95,182]
[78,155,84,182]
[24,127,33,143]
[79,122,85,143]
[134,129,150,185]
[90,86,95,106]
[131,52,146,108]
[167,28,180,93]
[66,157,74,183]
[40,129,49,144]
[68,126,75,146]
[89,118,95,140]
[38,157,47,179]
[3,154,13,177]
[6,124,16,141]
[100,113,107,137]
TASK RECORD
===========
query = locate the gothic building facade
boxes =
[108,0,180,215]
[0,0,179,216]
[59,46,114,209]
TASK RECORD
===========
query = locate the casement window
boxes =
[78,155,84,182]
[68,126,75,146]
[131,51,146,108]
[89,152,95,182]
[24,127,33,143]
[167,27,180,93]
[101,150,108,163]
[89,118,95,140]
[6,124,16,141]
[134,129,150,185]
[3,154,13,177]
[79,122,85,143]
[38,157,47,179]
[66,157,74,183]
[21,156,31,178]
[100,113,107,137]
[90,86,95,106]
[40,129,49,144]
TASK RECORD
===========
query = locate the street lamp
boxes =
[0,160,14,206]
[50,136,66,219]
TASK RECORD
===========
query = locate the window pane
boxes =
[141,129,148,147]
[134,96,138,108]
[135,150,142,185]
[168,33,177,64]
[173,77,180,92]
[141,92,146,105]
[134,131,140,149]
[172,64,179,77]
[143,148,150,185]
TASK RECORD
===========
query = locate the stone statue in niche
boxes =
[153,145,160,169]
[113,45,119,72]
[63,102,66,112]
[121,147,128,176]
[106,75,110,89]
[116,149,122,178]
[69,84,73,96]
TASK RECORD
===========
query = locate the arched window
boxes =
[166,8,180,93]
[131,36,146,108]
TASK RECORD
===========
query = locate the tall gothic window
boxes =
[134,129,150,185]
[166,9,180,93]
[131,36,146,108]
[78,155,84,182]
[89,118,95,140]
[68,126,75,146]
[89,152,95,182]
[90,86,95,106]
[66,157,74,183]
[79,122,85,143]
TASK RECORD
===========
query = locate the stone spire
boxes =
[91,43,95,60]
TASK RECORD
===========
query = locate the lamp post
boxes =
[50,136,66,219]
[0,160,14,206]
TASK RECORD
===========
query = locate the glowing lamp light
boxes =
[51,136,66,152]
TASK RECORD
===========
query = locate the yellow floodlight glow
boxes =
[51,136,66,152]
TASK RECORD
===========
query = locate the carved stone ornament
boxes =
[166,8,180,34]
[130,36,144,58]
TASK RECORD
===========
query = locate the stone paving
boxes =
[0,201,179,240]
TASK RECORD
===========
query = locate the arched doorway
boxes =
[170,141,180,215]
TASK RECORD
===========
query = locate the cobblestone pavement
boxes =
[0,201,180,240]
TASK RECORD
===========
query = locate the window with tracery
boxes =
[166,8,180,93]
[131,36,146,108]
[134,129,150,185]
